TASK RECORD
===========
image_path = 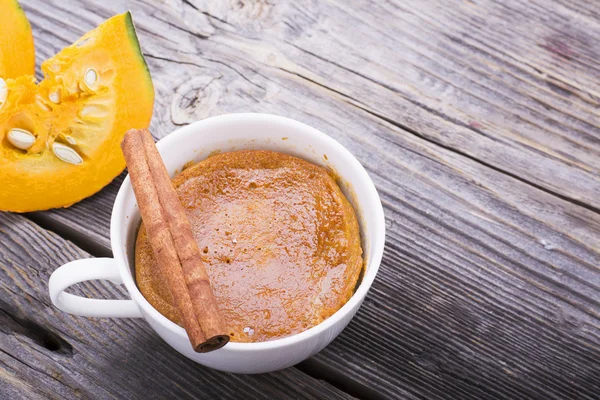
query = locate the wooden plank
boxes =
[262,0,600,210]
[0,213,353,400]
[13,0,600,398]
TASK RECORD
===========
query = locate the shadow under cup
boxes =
[110,114,385,373]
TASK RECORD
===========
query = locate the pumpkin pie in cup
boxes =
[49,113,385,373]
[135,149,364,343]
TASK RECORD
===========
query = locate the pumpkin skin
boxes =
[0,12,154,212]
[0,0,35,79]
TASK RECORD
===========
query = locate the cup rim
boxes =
[111,113,385,351]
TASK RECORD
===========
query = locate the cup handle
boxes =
[49,257,142,318]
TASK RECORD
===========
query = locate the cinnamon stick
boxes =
[122,129,229,352]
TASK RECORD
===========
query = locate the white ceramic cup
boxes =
[49,113,385,374]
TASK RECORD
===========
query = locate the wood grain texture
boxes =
[0,213,353,400]
[5,0,600,398]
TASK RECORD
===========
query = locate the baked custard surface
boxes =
[135,150,363,342]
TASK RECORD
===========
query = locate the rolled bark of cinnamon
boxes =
[122,129,229,352]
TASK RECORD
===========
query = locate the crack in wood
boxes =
[181,0,234,27]
[152,13,212,40]
[1,302,73,356]
[206,57,266,90]
[296,358,389,400]
[145,53,206,69]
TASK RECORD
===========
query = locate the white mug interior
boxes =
[110,113,385,372]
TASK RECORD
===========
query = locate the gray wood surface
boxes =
[1,0,599,399]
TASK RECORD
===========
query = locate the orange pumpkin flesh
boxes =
[0,0,35,79]
[0,13,154,212]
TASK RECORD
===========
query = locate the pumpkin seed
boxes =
[7,128,36,150]
[84,68,98,89]
[49,90,61,104]
[65,135,77,145]
[0,78,7,109]
[52,143,83,165]
[80,104,107,117]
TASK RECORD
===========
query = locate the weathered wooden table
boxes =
[2,0,600,398]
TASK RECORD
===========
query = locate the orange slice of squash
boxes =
[0,0,35,79]
[0,12,154,212]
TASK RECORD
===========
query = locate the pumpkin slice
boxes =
[0,0,35,80]
[0,12,154,212]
